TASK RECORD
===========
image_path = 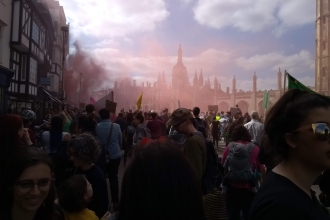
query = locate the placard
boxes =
[105,100,117,114]
[208,105,218,112]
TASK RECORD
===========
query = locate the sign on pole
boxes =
[262,90,270,110]
[105,100,117,114]
[40,77,51,86]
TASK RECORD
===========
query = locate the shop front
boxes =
[0,66,14,116]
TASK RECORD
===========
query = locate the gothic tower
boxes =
[316,0,330,95]
[193,70,198,87]
[277,68,282,90]
[172,45,189,89]
[199,69,204,87]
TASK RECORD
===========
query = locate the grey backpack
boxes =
[224,142,255,182]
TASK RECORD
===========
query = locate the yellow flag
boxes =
[136,92,143,110]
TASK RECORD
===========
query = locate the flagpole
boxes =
[283,70,287,94]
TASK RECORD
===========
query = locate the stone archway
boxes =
[236,100,249,114]
[218,101,229,112]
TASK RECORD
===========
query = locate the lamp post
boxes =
[79,72,82,107]
[61,25,69,100]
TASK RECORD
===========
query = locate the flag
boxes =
[287,73,315,93]
[90,97,96,104]
[136,93,143,110]
[262,91,270,110]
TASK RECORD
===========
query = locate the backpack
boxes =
[202,139,219,195]
[194,118,207,137]
[224,142,255,183]
[194,133,219,195]
[126,125,136,134]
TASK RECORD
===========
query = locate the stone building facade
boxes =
[93,46,283,115]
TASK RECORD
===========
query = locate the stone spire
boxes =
[214,76,218,89]
[193,70,198,87]
[162,71,166,83]
[253,72,257,92]
[199,69,204,87]
[232,75,236,94]
[177,44,182,63]
[278,67,282,90]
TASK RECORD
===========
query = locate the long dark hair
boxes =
[76,115,97,135]
[50,116,63,152]
[0,147,58,220]
[118,140,205,220]
[261,89,330,164]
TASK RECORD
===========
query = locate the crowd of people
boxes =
[0,88,330,220]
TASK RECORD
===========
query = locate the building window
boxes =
[40,29,45,50]
[32,21,39,44]
[0,26,3,64]
[21,55,27,80]
[322,41,327,51]
[29,58,37,84]
[322,16,327,25]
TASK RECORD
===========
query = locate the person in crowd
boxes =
[221,125,263,220]
[124,112,135,166]
[166,108,206,183]
[226,112,244,145]
[75,115,97,135]
[86,104,102,123]
[146,112,165,140]
[192,107,208,138]
[68,133,109,218]
[244,110,264,147]
[133,114,151,153]
[249,89,330,220]
[0,114,33,214]
[58,174,110,220]
[42,116,68,154]
[58,109,72,133]
[160,108,170,135]
[211,116,220,148]
[21,109,37,145]
[168,126,186,149]
[0,147,63,220]
[114,112,127,152]
[95,108,122,212]
[115,140,206,220]
[76,115,106,174]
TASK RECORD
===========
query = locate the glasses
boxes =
[15,178,55,194]
[291,123,330,141]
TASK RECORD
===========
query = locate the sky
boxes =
[59,0,316,93]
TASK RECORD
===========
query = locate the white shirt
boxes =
[244,119,264,145]
[41,131,68,153]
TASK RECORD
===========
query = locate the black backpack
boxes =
[194,118,207,138]
[194,132,218,195]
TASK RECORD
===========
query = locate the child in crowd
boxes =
[58,174,109,220]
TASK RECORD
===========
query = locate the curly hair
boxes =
[230,125,251,142]
[58,174,89,212]
[67,133,101,164]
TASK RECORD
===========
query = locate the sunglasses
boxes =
[291,123,330,141]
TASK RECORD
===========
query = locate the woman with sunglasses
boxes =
[0,147,63,220]
[249,89,330,220]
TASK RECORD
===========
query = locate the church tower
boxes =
[277,68,282,91]
[172,45,189,89]
[316,0,330,95]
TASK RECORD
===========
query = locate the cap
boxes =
[21,109,36,120]
[166,108,193,126]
